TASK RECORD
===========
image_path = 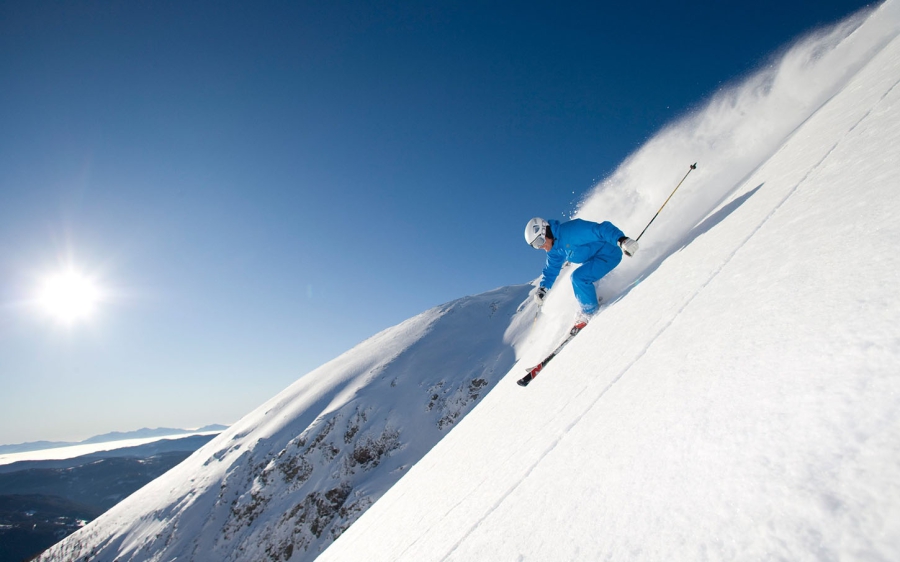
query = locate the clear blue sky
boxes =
[0,0,875,444]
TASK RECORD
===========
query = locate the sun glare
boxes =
[38,270,102,324]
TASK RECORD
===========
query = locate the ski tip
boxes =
[517,374,532,387]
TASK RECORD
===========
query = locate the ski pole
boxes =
[636,163,697,242]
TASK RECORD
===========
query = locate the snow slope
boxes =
[38,2,900,561]
[319,3,900,561]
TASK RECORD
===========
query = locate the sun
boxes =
[37,269,102,324]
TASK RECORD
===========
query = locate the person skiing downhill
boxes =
[525,217,639,326]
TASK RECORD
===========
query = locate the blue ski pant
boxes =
[571,250,622,314]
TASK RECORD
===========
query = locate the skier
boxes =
[524,217,639,326]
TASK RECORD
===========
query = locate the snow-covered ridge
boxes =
[37,284,532,561]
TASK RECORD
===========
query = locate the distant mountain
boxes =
[0,434,219,474]
[0,451,206,510]
[0,433,220,562]
[196,424,231,433]
[0,441,72,455]
[0,425,229,454]
[80,425,229,445]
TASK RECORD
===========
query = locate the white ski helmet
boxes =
[524,217,549,249]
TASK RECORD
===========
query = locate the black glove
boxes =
[534,286,548,304]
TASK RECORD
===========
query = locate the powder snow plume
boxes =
[576,1,898,296]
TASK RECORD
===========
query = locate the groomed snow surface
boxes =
[39,1,900,561]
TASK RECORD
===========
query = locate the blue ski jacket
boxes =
[540,219,625,289]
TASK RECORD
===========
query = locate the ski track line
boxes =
[432,75,900,562]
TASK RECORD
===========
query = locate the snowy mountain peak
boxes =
[38,284,533,561]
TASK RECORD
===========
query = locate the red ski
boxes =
[517,322,587,387]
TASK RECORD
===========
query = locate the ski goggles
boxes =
[528,233,546,249]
